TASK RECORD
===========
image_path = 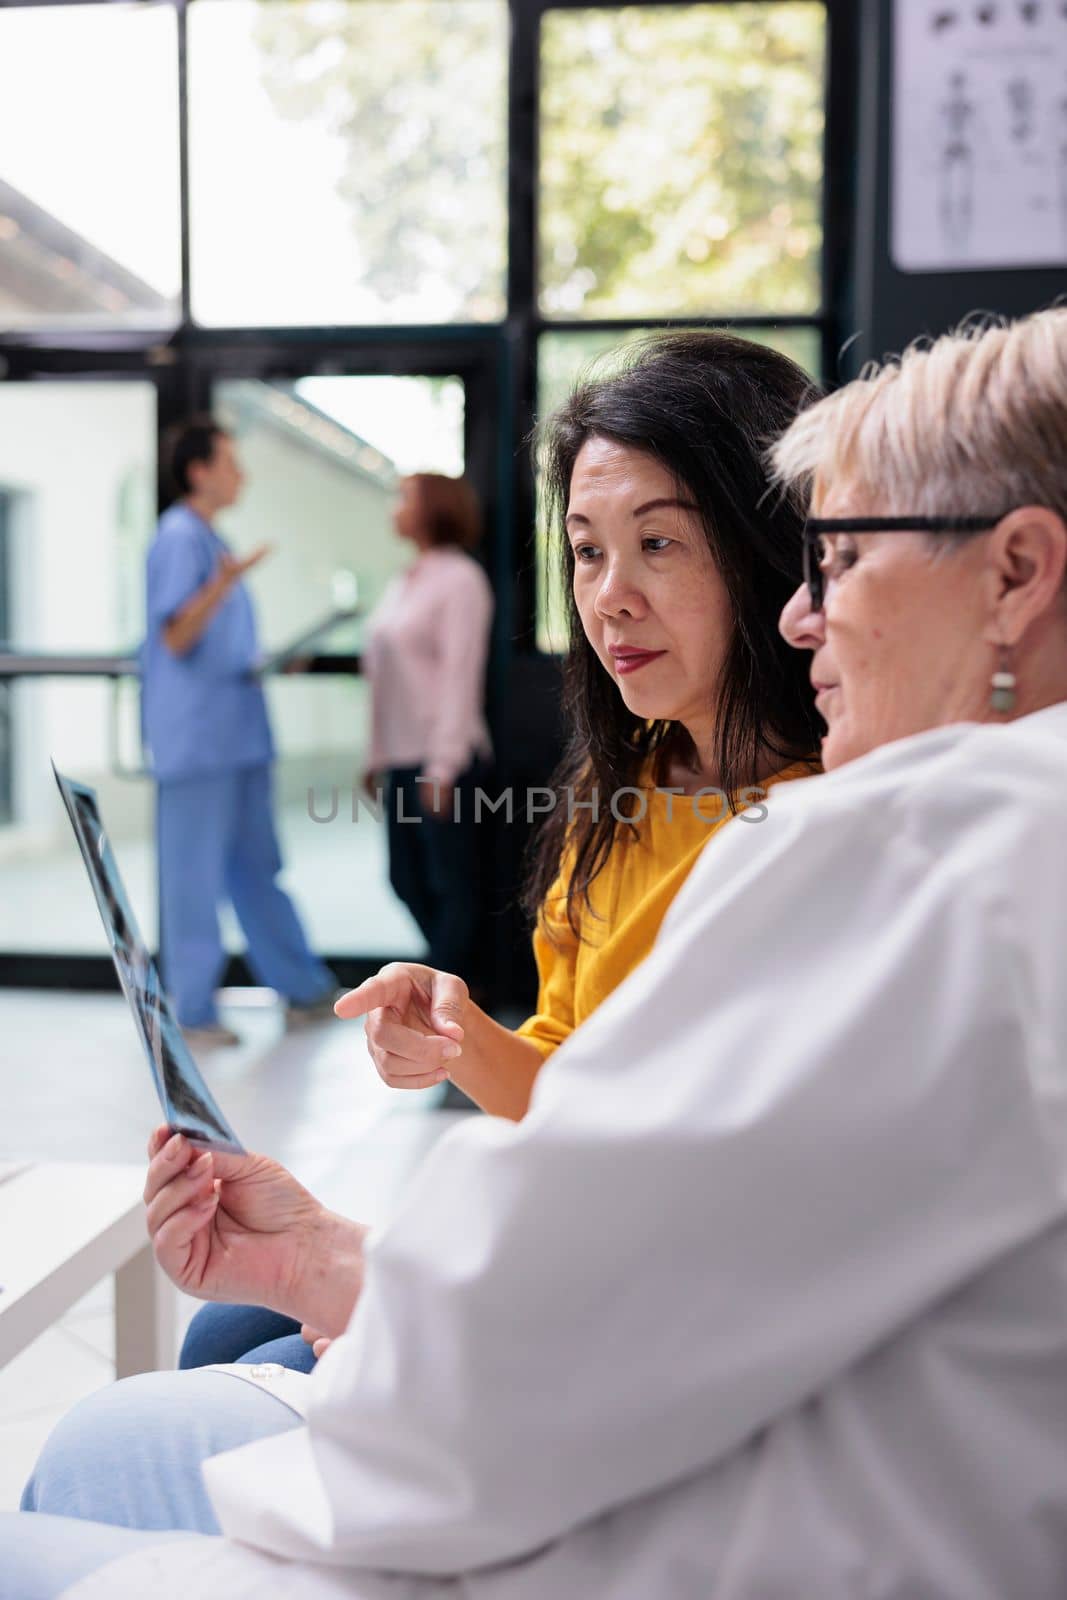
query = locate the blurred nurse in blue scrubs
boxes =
[141,417,336,1048]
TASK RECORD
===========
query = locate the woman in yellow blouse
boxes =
[338,331,821,1118]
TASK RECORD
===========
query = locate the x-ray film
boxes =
[52,762,243,1154]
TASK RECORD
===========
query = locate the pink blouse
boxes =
[362,546,494,785]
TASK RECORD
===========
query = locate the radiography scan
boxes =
[53,763,243,1153]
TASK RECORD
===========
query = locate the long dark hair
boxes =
[524,331,822,939]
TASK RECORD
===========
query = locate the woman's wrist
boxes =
[447,1008,545,1120]
[289,1209,369,1336]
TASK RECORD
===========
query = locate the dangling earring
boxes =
[990,644,1016,715]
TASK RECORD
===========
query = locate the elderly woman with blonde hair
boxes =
[7,308,1067,1600]
[776,307,1067,764]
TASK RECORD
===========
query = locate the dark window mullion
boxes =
[535,316,829,335]
[508,0,543,649]
[820,0,859,384]
[176,0,192,329]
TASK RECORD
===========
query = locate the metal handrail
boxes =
[0,604,362,681]
[0,651,139,678]
[0,652,143,780]
[0,639,364,782]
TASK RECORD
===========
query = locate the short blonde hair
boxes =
[770,307,1067,520]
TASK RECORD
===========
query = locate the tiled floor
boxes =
[0,987,462,1509]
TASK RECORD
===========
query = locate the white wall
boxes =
[0,380,156,848]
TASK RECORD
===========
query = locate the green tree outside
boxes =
[252,0,509,322]
[250,1,825,325]
[540,4,825,318]
[248,0,827,647]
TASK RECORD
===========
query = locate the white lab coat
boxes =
[68,706,1067,1600]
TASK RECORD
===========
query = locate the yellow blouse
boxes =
[516,762,813,1061]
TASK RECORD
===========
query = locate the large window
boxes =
[531,1,827,647]
[0,0,837,982]
[0,3,181,329]
[539,4,826,320]
[187,0,509,327]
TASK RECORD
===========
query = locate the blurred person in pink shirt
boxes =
[362,473,494,977]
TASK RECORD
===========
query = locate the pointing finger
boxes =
[335,964,430,1020]
[335,975,406,1020]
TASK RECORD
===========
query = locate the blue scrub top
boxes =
[141,504,274,782]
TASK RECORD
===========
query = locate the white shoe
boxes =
[182,1022,242,1049]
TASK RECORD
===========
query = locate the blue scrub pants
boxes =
[157,763,334,1028]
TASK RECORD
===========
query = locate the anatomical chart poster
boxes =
[892,0,1067,270]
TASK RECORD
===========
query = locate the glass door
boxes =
[0,378,158,957]
[211,370,475,965]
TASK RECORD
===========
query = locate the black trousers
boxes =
[385,760,486,980]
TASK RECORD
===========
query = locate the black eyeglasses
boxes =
[802,515,1011,611]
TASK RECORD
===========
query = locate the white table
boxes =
[0,1162,175,1375]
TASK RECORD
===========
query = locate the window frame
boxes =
[0,0,853,646]
[0,0,854,995]
[509,0,852,644]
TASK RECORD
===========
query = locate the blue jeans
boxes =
[0,1515,196,1600]
[158,764,335,1028]
[7,1368,300,1598]
[179,1301,316,1374]
[20,1369,301,1531]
